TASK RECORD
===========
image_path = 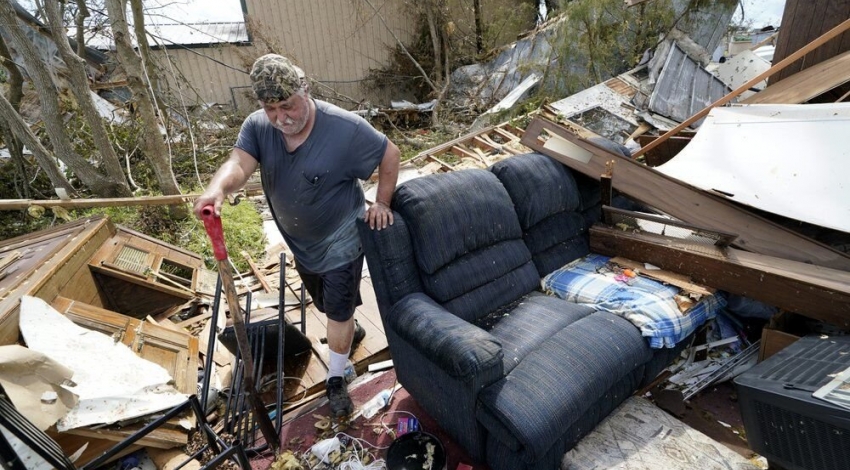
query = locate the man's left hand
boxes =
[365,201,393,230]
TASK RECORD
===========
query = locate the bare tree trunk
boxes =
[0,32,30,198]
[104,0,182,198]
[424,1,443,85]
[0,92,76,196]
[473,0,483,54]
[44,0,131,196]
[129,0,169,122]
[75,0,90,57]
[0,0,121,197]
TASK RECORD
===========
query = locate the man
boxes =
[194,54,400,418]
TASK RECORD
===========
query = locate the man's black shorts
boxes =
[294,254,364,322]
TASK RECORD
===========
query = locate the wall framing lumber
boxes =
[589,225,850,329]
[521,116,850,271]
[743,50,850,104]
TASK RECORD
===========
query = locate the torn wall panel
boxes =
[657,103,850,233]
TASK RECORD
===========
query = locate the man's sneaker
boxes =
[352,319,366,349]
[326,376,354,418]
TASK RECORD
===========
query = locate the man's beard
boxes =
[273,115,307,135]
[272,102,309,135]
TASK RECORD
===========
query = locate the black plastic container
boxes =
[735,334,850,470]
[386,431,447,470]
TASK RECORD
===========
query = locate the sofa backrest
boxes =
[391,169,539,323]
[490,153,591,277]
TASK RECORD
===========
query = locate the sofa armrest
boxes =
[389,293,503,379]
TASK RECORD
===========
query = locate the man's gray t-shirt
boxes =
[235,99,387,273]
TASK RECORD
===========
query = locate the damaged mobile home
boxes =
[1,1,850,469]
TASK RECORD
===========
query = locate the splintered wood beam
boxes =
[472,135,497,151]
[425,154,455,171]
[242,251,272,293]
[520,116,850,271]
[450,144,478,160]
[590,225,850,329]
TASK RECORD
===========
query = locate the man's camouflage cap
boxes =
[250,54,304,103]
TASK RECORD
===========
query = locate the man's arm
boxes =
[365,140,400,230]
[193,148,259,218]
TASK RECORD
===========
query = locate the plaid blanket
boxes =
[542,254,725,348]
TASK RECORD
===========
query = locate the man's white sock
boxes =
[327,349,349,380]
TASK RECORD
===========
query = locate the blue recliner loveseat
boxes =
[357,152,687,470]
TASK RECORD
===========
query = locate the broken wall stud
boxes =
[601,160,614,224]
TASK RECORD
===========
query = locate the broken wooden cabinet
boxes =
[88,226,217,318]
[50,296,198,395]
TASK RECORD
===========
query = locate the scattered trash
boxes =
[361,389,393,419]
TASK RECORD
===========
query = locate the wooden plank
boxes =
[47,431,141,468]
[242,250,272,293]
[609,256,715,297]
[0,194,202,211]
[743,50,850,104]
[758,328,800,362]
[117,226,204,260]
[521,117,850,270]
[412,125,497,162]
[491,126,522,143]
[0,218,110,345]
[472,135,498,152]
[449,144,478,160]
[64,425,186,449]
[425,154,456,171]
[589,225,850,329]
[176,310,213,329]
[358,278,384,334]
[35,222,111,304]
[147,448,202,470]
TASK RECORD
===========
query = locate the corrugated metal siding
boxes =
[149,0,416,110]
[244,0,416,108]
[147,22,249,47]
[648,43,731,125]
[150,45,253,106]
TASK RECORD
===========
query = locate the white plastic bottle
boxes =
[361,388,392,419]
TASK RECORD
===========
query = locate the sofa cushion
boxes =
[523,211,589,277]
[389,293,504,379]
[476,311,652,462]
[486,292,595,374]
[440,259,540,324]
[489,153,581,229]
[393,170,524,274]
[490,153,590,276]
[393,169,538,322]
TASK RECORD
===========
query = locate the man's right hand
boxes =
[193,189,225,219]
[193,149,259,219]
